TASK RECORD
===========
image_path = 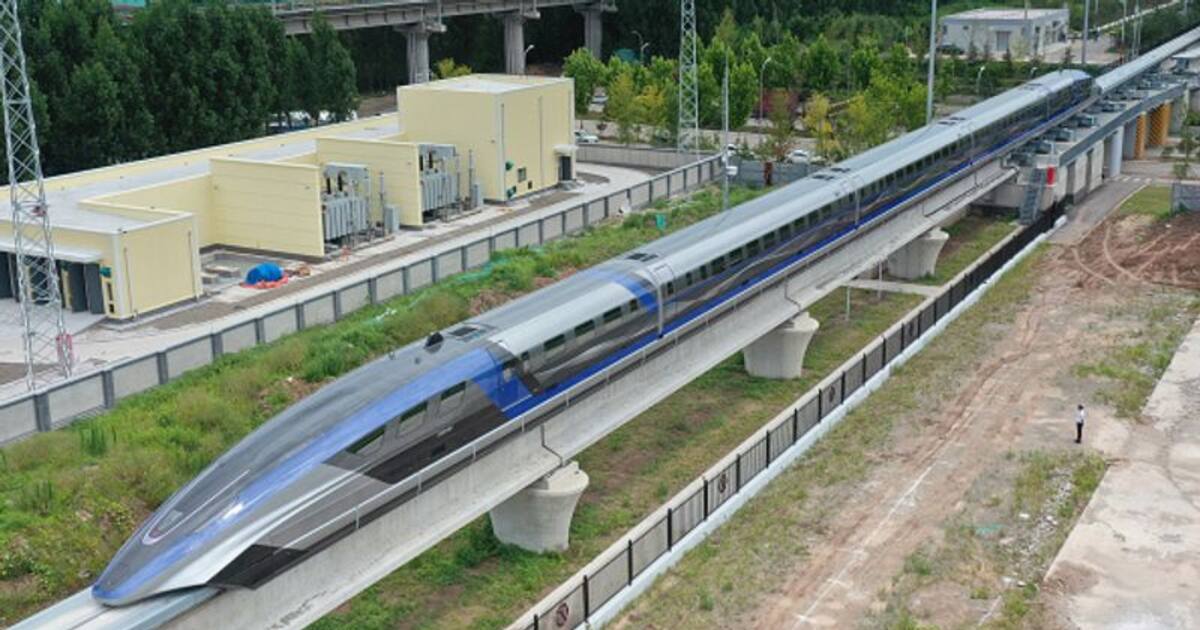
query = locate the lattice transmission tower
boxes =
[0,0,73,390]
[677,0,700,154]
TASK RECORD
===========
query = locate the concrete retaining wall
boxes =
[577,144,710,170]
[0,154,722,446]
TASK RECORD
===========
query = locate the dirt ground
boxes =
[617,200,1200,628]
[747,211,1200,628]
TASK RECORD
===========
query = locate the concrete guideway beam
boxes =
[887,228,950,281]
[742,312,820,380]
[490,461,589,552]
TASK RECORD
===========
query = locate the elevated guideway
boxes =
[19,23,1200,630]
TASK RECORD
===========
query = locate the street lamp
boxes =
[1083,0,1090,65]
[759,56,774,123]
[523,44,534,75]
[976,65,987,96]
[640,42,650,63]
[633,30,644,60]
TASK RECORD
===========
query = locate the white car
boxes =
[786,148,812,164]
[575,129,600,144]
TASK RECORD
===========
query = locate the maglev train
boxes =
[94,70,1094,605]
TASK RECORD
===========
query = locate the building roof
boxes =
[945,7,1068,22]
[400,74,570,95]
[0,116,399,234]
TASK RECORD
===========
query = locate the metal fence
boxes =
[515,205,1063,630]
[0,155,723,446]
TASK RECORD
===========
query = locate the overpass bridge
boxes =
[265,0,615,81]
[17,22,1200,630]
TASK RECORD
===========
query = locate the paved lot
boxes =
[1043,320,1200,629]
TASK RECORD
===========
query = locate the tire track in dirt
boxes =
[755,283,1079,629]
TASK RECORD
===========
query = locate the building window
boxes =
[518,167,528,183]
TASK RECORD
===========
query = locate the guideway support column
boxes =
[742,312,820,379]
[1106,126,1124,178]
[576,3,609,59]
[887,228,949,280]
[400,21,445,84]
[490,461,589,553]
[502,9,539,75]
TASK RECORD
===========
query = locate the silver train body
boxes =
[94,70,1094,606]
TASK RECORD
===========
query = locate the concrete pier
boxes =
[742,312,819,379]
[402,21,445,84]
[578,4,605,58]
[502,10,538,75]
[490,461,589,553]
[1106,126,1124,178]
[887,228,949,280]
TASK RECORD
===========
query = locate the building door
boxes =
[559,156,573,182]
[996,31,1010,53]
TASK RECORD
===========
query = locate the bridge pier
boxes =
[577,4,606,59]
[1170,95,1187,134]
[489,461,589,552]
[1106,126,1124,178]
[742,312,819,379]
[502,9,539,75]
[887,228,949,280]
[401,21,445,84]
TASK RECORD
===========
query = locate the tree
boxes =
[307,13,358,122]
[434,58,472,79]
[849,40,881,91]
[803,93,840,161]
[563,48,606,114]
[801,35,840,92]
[760,91,795,161]
[606,68,639,145]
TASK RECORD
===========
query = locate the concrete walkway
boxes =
[844,278,942,297]
[1044,319,1200,628]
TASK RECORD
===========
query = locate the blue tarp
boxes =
[245,262,284,285]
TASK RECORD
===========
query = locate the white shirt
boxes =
[1077,408,1086,425]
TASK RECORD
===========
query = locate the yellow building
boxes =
[397,74,576,201]
[0,74,578,321]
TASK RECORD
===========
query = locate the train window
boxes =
[778,226,789,240]
[397,402,427,435]
[792,218,804,231]
[603,307,622,324]
[544,334,566,355]
[684,271,694,286]
[700,264,710,280]
[746,240,760,257]
[712,255,726,273]
[575,320,596,341]
[763,232,776,248]
[728,248,743,265]
[502,358,519,381]
[628,299,639,312]
[665,281,675,296]
[440,382,466,411]
[347,426,385,455]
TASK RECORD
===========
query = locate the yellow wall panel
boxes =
[91,175,214,244]
[210,158,324,257]
[117,215,203,317]
[315,137,424,226]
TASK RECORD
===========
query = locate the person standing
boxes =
[1075,404,1086,444]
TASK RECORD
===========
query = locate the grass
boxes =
[1074,293,1200,417]
[312,288,922,629]
[914,213,1018,286]
[0,185,768,624]
[616,246,1053,628]
[1119,185,1174,220]
[873,450,1105,630]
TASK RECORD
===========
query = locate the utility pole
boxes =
[722,55,730,212]
[678,0,699,155]
[759,56,773,124]
[1083,0,1090,65]
[926,0,938,124]
[0,0,72,390]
